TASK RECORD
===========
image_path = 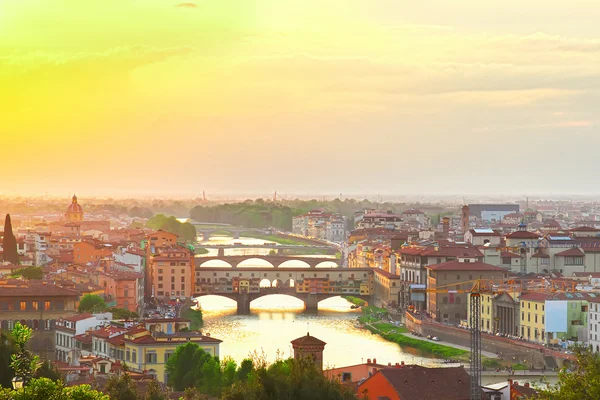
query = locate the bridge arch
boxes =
[237,258,276,268]
[278,259,311,268]
[259,278,272,288]
[193,294,237,309]
[272,279,284,288]
[314,260,339,268]
[197,259,234,268]
[284,278,295,288]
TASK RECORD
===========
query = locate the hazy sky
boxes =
[2,1,600,197]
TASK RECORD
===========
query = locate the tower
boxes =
[442,216,450,235]
[291,332,326,370]
[461,205,470,233]
[65,194,84,222]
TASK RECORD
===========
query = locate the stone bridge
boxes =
[193,267,373,314]
[189,221,268,241]
[195,255,341,268]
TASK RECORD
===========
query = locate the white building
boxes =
[354,210,403,230]
[589,297,600,353]
[55,312,113,363]
[464,228,502,246]
[401,209,426,227]
[114,248,145,274]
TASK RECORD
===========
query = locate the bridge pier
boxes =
[217,248,225,257]
[305,294,319,313]
[233,231,240,239]
[237,293,251,315]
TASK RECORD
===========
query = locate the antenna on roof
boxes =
[307,322,309,336]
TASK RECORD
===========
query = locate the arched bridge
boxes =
[189,221,268,241]
[195,255,341,268]
[194,267,373,314]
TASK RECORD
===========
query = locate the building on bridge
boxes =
[194,267,373,314]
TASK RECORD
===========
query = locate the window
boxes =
[132,351,137,363]
[158,284,163,289]
[126,350,131,362]
[181,269,185,273]
[158,269,163,274]
[171,284,175,290]
[181,276,185,282]
[171,277,175,283]
[442,296,448,304]
[20,302,26,311]
[341,372,352,382]
[165,352,173,363]
[502,257,511,265]
[158,276,163,281]
[171,269,175,273]
[565,256,584,266]
[124,290,129,298]
[146,352,157,364]
[456,274,460,280]
[170,262,176,266]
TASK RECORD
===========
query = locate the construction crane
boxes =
[410,278,577,400]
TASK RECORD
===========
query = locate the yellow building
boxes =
[518,293,547,344]
[122,326,222,383]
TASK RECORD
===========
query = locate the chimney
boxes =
[373,358,377,364]
[395,363,400,368]
[524,383,530,388]
[367,358,371,364]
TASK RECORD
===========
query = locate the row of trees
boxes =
[165,343,357,400]
[146,214,197,243]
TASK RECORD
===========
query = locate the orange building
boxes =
[144,230,180,295]
[150,246,194,301]
[73,240,114,265]
[98,270,144,313]
[358,366,471,400]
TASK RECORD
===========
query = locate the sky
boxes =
[2,0,600,197]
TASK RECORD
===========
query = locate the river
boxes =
[194,235,442,368]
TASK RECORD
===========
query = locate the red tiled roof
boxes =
[426,260,506,272]
[569,226,600,232]
[0,283,80,297]
[518,292,550,302]
[63,313,94,322]
[421,246,483,258]
[506,231,541,239]
[555,248,584,257]
[363,366,472,400]
[291,334,327,346]
[74,333,93,344]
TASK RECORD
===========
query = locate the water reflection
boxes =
[196,295,442,368]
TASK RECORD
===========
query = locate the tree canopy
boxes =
[166,343,357,400]
[78,294,107,313]
[9,266,43,280]
[0,378,109,400]
[532,346,600,399]
[146,215,197,243]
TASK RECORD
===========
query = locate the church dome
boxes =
[66,194,83,214]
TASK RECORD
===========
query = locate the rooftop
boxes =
[426,260,506,272]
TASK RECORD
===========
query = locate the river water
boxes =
[194,235,442,368]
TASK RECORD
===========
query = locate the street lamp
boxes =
[11,376,24,390]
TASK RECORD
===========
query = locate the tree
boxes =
[10,266,43,280]
[103,370,139,400]
[0,331,15,388]
[35,360,62,382]
[78,294,107,313]
[532,346,600,399]
[10,322,40,385]
[107,307,139,320]
[2,214,18,265]
[166,343,212,391]
[144,379,169,400]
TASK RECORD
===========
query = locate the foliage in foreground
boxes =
[0,378,109,400]
[166,343,357,400]
[179,307,204,330]
[532,346,600,400]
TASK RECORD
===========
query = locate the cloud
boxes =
[175,2,197,8]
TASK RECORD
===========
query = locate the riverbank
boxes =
[240,232,337,255]
[342,296,367,307]
[358,306,470,361]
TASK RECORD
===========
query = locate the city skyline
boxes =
[2,0,600,196]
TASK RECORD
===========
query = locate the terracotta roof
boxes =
[63,313,94,322]
[362,366,472,400]
[0,283,80,297]
[421,246,483,258]
[425,260,506,272]
[291,334,327,347]
[569,226,600,232]
[555,248,585,257]
[512,382,538,398]
[532,251,549,258]
[518,292,550,302]
[373,269,400,279]
[506,231,541,239]
[74,333,93,344]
